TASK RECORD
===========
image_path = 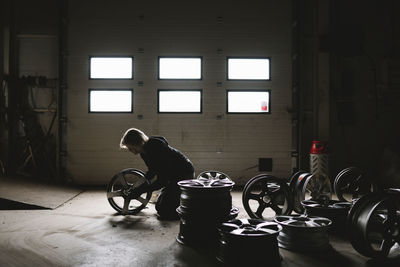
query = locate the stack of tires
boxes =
[176,174,238,247]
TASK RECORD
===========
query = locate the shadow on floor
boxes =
[0,198,50,210]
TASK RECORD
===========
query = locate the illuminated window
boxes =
[159,57,202,79]
[89,57,133,79]
[158,90,202,113]
[89,89,133,113]
[227,57,270,80]
[227,90,270,113]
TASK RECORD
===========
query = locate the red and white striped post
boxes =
[309,140,332,200]
[310,141,329,176]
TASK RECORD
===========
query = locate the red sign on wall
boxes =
[261,101,268,111]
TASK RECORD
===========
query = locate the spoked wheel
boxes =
[274,214,332,251]
[243,173,270,195]
[289,170,307,194]
[293,173,313,214]
[176,178,236,246]
[106,168,152,215]
[334,166,375,202]
[197,170,232,181]
[242,175,293,220]
[347,189,400,258]
[177,178,235,216]
[301,199,351,232]
[292,173,332,214]
[302,173,332,201]
[217,218,282,266]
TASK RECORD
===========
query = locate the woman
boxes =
[120,128,194,220]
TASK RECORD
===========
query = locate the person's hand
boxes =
[128,184,148,199]
[128,188,141,199]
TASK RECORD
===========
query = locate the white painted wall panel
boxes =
[67,0,292,185]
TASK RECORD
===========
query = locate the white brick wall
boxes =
[67,0,292,185]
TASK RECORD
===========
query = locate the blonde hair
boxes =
[120,128,149,149]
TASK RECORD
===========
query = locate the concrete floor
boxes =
[0,179,399,267]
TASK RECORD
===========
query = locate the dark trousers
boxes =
[155,172,194,219]
[155,183,181,218]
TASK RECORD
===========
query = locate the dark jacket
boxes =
[140,136,194,187]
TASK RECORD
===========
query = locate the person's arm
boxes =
[144,169,156,182]
[141,137,169,188]
[145,178,165,192]
[132,173,162,197]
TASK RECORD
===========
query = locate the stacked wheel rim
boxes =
[197,170,232,181]
[301,199,351,232]
[176,177,237,247]
[217,218,282,266]
[275,214,332,251]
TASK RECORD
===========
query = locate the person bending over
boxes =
[120,128,194,220]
